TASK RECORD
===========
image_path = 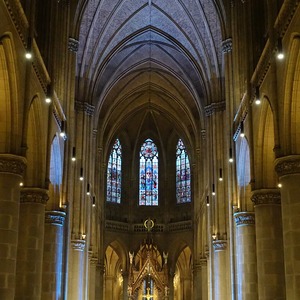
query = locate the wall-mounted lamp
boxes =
[25,37,32,60]
[45,84,52,103]
[59,121,67,140]
[255,86,261,105]
[71,147,76,161]
[87,183,90,196]
[229,148,234,163]
[219,168,223,181]
[240,121,245,138]
[79,167,84,181]
[212,183,215,196]
[206,195,210,207]
[277,38,284,60]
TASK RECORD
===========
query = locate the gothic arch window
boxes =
[176,139,191,203]
[106,139,122,203]
[139,138,158,206]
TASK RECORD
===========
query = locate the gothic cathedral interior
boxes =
[0,0,300,299]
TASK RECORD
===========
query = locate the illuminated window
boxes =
[106,139,122,203]
[139,138,158,206]
[176,139,191,203]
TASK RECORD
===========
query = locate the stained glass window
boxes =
[106,139,122,203]
[176,139,191,203]
[139,138,158,206]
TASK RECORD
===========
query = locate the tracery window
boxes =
[106,139,122,203]
[139,138,158,206]
[176,139,191,203]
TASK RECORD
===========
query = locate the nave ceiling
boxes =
[73,0,226,147]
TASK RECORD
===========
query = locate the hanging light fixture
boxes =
[277,38,284,60]
[255,86,261,105]
[240,121,245,138]
[45,84,52,103]
[212,183,215,196]
[219,168,223,181]
[71,147,76,161]
[25,37,32,60]
[79,167,84,181]
[229,148,234,163]
[92,196,96,207]
[206,195,210,207]
[87,183,90,196]
[60,121,67,140]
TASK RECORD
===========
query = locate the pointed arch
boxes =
[106,138,122,203]
[139,138,158,206]
[176,139,191,203]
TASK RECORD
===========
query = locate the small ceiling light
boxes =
[59,121,67,140]
[71,147,76,161]
[19,182,24,187]
[219,168,223,181]
[45,84,52,103]
[79,167,84,181]
[278,183,282,188]
[277,38,284,60]
[229,148,234,163]
[25,37,32,60]
[240,121,245,138]
[212,183,215,196]
[92,196,96,207]
[255,86,261,105]
[206,195,210,207]
[87,184,90,196]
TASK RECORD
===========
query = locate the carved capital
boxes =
[0,154,27,176]
[222,38,233,53]
[251,189,281,206]
[212,240,227,252]
[204,101,226,116]
[68,37,79,52]
[45,210,66,226]
[275,155,300,177]
[75,101,95,116]
[71,239,86,251]
[234,211,255,226]
[200,258,207,267]
[20,188,49,204]
[90,257,99,266]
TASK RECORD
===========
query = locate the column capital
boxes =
[275,155,300,177]
[204,101,226,116]
[71,239,86,251]
[20,188,49,204]
[75,101,95,116]
[212,240,227,252]
[0,154,27,176]
[251,189,281,206]
[45,210,66,226]
[222,38,233,53]
[234,211,255,226]
[68,37,79,52]
[90,257,99,265]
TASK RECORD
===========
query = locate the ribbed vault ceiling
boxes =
[74,0,226,146]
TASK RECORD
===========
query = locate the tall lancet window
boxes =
[106,139,122,203]
[139,138,158,206]
[176,139,191,203]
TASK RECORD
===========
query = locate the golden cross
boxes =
[142,287,153,300]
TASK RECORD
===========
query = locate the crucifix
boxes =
[142,287,154,300]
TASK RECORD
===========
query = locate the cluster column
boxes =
[275,155,300,299]
[251,189,285,299]
[0,154,26,300]
[15,188,49,300]
[233,212,258,299]
[42,211,66,299]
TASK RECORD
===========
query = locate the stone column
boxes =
[212,240,227,300]
[200,258,208,300]
[251,189,285,300]
[168,273,175,300]
[105,275,115,300]
[88,257,98,300]
[275,155,300,299]
[95,263,105,300]
[41,211,66,300]
[182,276,192,299]
[233,212,258,300]
[0,154,26,300]
[68,239,86,300]
[122,271,129,300]
[15,188,49,300]
[193,263,202,300]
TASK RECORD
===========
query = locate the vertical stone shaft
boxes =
[0,155,26,300]
[193,264,202,300]
[234,212,258,300]
[42,211,66,300]
[212,241,227,300]
[251,189,285,300]
[275,156,300,299]
[200,258,208,300]
[15,188,48,300]
[88,257,98,300]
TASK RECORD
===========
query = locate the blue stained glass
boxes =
[139,138,158,206]
[176,139,191,203]
[106,139,122,203]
